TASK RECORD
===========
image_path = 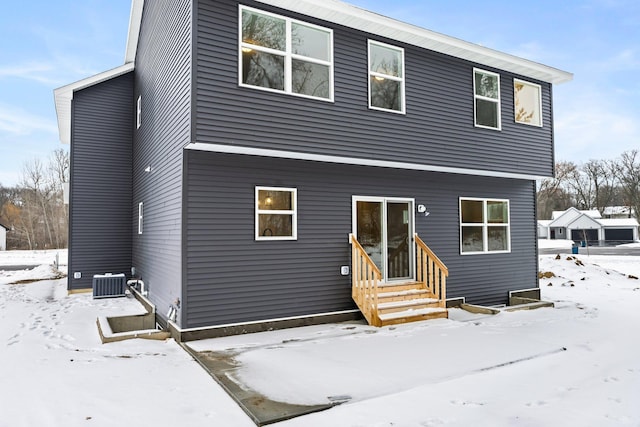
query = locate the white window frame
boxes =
[238,5,334,102]
[473,68,501,130]
[459,197,510,255]
[138,202,144,235]
[136,95,141,129]
[368,40,406,114]
[513,78,543,127]
[255,186,297,241]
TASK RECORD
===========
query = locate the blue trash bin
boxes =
[571,244,579,254]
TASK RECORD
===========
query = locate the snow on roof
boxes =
[551,208,601,222]
[548,208,638,229]
[603,206,636,217]
[599,218,639,227]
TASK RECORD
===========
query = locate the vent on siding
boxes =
[93,273,126,299]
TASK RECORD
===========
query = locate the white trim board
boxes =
[186,142,549,181]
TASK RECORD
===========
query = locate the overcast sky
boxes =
[1,0,638,186]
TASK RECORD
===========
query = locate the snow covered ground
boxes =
[1,248,639,426]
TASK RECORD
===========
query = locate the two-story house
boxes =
[54,0,571,338]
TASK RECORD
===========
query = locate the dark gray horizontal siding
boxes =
[184,151,538,328]
[68,73,134,290]
[195,0,554,178]
[133,0,191,323]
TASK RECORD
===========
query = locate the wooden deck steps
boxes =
[350,233,448,328]
[372,281,448,327]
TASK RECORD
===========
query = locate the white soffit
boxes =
[54,63,134,145]
[125,0,144,63]
[255,0,573,84]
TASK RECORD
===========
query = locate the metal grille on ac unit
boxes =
[92,273,126,299]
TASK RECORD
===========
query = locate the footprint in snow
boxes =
[525,400,548,407]
[450,399,485,407]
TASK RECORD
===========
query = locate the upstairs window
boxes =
[255,187,297,240]
[514,79,542,127]
[368,40,405,113]
[460,198,510,254]
[239,6,333,101]
[473,69,501,130]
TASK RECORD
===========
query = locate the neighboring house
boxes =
[54,0,572,337]
[603,206,635,219]
[0,222,7,251]
[538,207,639,243]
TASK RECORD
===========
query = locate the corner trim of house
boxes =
[164,310,363,342]
[185,143,548,181]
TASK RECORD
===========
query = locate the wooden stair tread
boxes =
[377,289,429,298]
[377,298,439,309]
[378,281,422,289]
[378,307,447,321]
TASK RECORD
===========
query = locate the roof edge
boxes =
[255,0,572,84]
[125,0,144,63]
[54,63,135,145]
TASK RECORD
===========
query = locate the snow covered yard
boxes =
[0,251,252,427]
[1,249,640,426]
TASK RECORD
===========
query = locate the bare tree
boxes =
[565,163,592,210]
[47,149,69,248]
[1,149,69,250]
[615,150,640,219]
[583,159,618,215]
[537,161,575,219]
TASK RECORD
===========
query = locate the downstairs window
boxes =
[460,198,510,254]
[255,186,297,240]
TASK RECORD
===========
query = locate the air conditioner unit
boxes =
[93,273,126,299]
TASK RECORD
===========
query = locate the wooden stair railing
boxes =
[350,233,449,326]
[414,233,448,307]
[349,233,382,326]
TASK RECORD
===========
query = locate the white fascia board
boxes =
[255,0,572,84]
[54,63,135,145]
[186,143,549,181]
[548,207,581,227]
[125,0,144,63]
[565,214,602,230]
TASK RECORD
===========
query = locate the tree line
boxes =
[537,149,640,220]
[0,149,69,250]
[1,148,637,250]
